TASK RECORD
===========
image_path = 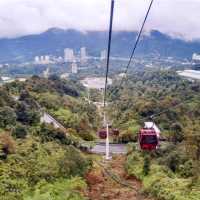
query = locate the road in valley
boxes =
[91,143,127,154]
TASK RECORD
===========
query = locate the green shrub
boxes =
[0,177,28,200]
[125,152,144,179]
[0,137,90,199]
[58,146,91,177]
[78,131,96,141]
[126,151,200,200]
[143,155,150,176]
[118,131,136,143]
[24,177,87,200]
[52,108,79,129]
[39,123,71,144]
[178,160,194,178]
[38,92,62,110]
[143,174,191,200]
[12,124,28,139]
[170,123,184,144]
[0,106,17,128]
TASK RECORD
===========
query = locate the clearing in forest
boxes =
[85,155,154,200]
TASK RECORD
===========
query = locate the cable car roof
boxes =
[144,122,160,134]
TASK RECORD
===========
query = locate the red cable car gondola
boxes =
[98,129,107,139]
[98,128,119,139]
[112,129,120,136]
[139,122,160,150]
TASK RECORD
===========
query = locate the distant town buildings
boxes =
[60,73,70,79]
[1,76,11,82]
[118,73,127,78]
[33,48,109,67]
[33,48,109,66]
[0,76,26,84]
[192,53,200,61]
[64,47,88,64]
[17,78,26,82]
[34,55,51,64]
[57,56,63,62]
[51,56,63,63]
[178,70,200,80]
[71,60,78,74]
[81,77,112,90]
[64,48,75,62]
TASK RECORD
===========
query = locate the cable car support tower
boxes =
[103,0,115,160]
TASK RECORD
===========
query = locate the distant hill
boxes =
[0,28,200,63]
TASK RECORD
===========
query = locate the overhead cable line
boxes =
[108,0,155,98]
[103,0,115,108]
[132,97,194,127]
[103,0,115,160]
[148,98,193,120]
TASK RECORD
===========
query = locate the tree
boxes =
[12,124,28,139]
[48,74,60,81]
[39,123,71,144]
[0,88,15,107]
[170,122,184,144]
[16,102,40,125]
[0,133,15,159]
[19,90,30,101]
[166,151,181,172]
[58,146,91,177]
[0,106,17,128]
[185,120,200,161]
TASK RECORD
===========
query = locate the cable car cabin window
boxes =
[141,135,158,145]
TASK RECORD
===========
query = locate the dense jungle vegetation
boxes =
[0,75,99,200]
[0,70,200,200]
[109,70,200,200]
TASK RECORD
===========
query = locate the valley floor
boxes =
[85,155,154,200]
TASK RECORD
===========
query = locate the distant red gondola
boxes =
[98,129,107,139]
[98,127,119,139]
[139,122,160,150]
[112,129,120,136]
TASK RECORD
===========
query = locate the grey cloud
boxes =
[0,0,199,40]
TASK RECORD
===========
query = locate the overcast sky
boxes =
[0,0,200,40]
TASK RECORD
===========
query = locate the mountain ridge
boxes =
[0,28,200,63]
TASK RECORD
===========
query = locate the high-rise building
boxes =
[80,47,87,63]
[64,48,74,62]
[34,56,40,63]
[100,50,107,61]
[40,56,44,62]
[71,60,78,74]
[44,55,50,63]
